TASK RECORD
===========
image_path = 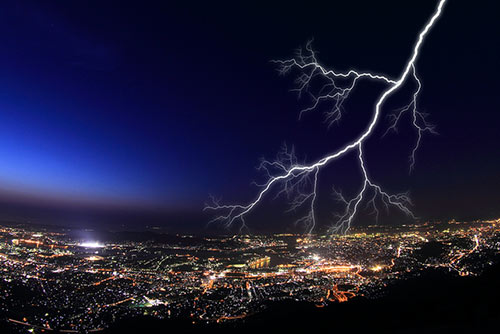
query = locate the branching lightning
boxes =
[206,0,447,233]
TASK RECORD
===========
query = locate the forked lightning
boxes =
[206,0,447,233]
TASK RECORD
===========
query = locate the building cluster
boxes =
[0,218,499,332]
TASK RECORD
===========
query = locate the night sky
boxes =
[0,1,498,232]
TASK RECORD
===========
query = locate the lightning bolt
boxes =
[206,0,447,233]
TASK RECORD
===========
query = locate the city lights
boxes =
[0,218,498,332]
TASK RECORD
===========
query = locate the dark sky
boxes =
[0,0,498,232]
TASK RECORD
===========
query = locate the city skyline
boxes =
[1,217,499,333]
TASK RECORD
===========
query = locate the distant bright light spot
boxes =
[370,265,383,272]
[79,241,104,248]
